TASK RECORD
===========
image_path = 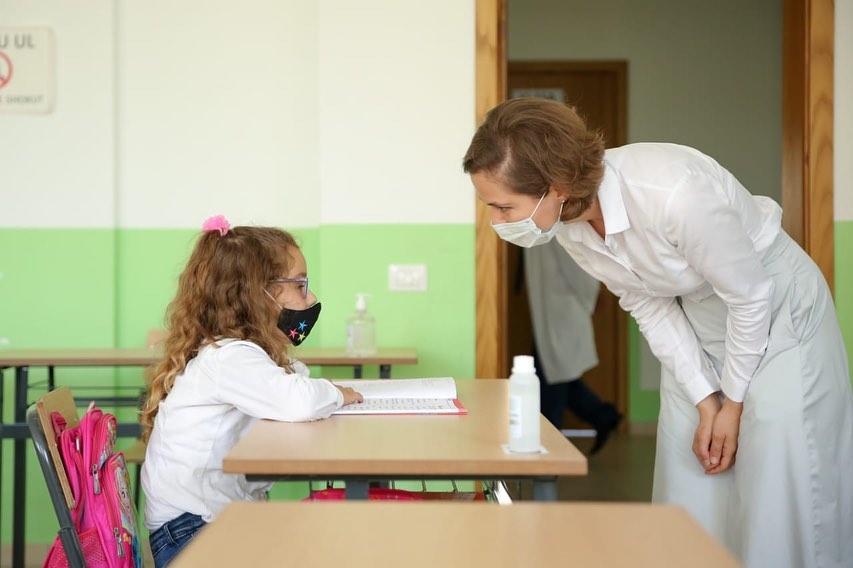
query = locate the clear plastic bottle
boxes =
[345,293,376,357]
[508,355,541,453]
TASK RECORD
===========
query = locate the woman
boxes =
[463,97,853,568]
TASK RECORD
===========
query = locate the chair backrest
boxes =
[33,387,79,507]
[144,328,167,389]
[28,387,86,567]
[145,328,167,350]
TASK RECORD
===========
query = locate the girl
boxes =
[140,215,362,568]
[463,98,853,568]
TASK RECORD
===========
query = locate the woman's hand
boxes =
[336,385,364,406]
[705,398,742,475]
[693,393,722,470]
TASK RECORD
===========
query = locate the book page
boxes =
[333,398,465,415]
[333,377,457,400]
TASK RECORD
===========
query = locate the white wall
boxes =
[317,0,475,224]
[0,1,116,228]
[837,0,852,221]
[119,0,322,228]
[508,0,782,202]
[0,0,476,229]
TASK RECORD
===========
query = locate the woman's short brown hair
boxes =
[462,98,606,221]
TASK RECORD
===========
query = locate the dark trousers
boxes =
[534,350,620,430]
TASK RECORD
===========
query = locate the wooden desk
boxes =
[224,379,587,501]
[0,345,416,568]
[0,345,417,378]
[172,501,742,568]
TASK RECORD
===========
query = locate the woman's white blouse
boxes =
[142,339,344,529]
[556,143,782,405]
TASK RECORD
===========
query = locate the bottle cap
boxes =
[511,355,535,374]
[355,293,369,311]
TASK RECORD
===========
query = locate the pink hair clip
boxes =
[202,214,231,237]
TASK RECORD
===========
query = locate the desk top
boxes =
[0,348,161,367]
[224,379,587,478]
[0,346,417,368]
[171,501,741,568]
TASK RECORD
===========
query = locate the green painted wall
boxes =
[836,221,853,367]
[0,230,119,544]
[313,225,475,380]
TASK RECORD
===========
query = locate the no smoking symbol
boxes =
[0,51,12,90]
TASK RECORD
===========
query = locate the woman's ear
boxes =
[548,184,570,202]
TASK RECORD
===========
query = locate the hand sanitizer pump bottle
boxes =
[345,293,376,357]
[508,355,541,453]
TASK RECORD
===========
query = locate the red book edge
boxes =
[452,399,468,415]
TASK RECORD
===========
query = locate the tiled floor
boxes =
[508,432,657,502]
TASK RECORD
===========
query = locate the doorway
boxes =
[473,0,835,396]
[506,61,628,428]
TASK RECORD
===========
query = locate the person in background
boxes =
[522,239,622,453]
[463,98,853,568]
[139,215,362,568]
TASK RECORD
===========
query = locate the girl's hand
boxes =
[693,393,722,470]
[705,399,742,475]
[336,385,364,406]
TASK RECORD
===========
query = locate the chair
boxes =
[27,387,86,568]
[124,438,147,512]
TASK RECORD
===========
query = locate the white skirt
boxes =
[652,232,853,568]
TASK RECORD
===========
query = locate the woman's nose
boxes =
[307,289,318,305]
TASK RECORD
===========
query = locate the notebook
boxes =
[331,377,467,415]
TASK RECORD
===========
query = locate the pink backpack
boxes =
[44,402,141,568]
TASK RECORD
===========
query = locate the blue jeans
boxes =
[150,512,207,568]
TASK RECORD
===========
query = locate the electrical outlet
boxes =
[388,264,428,291]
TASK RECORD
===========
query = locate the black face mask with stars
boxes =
[275,302,321,346]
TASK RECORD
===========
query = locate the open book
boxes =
[331,377,467,415]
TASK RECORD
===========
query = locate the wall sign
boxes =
[0,27,55,114]
[510,87,565,102]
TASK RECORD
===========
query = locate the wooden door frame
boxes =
[474,0,835,379]
[782,0,835,294]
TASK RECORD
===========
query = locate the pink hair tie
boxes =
[202,214,231,237]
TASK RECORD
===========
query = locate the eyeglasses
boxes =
[269,277,310,298]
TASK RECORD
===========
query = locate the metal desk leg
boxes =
[532,478,558,501]
[14,365,28,568]
[48,365,55,391]
[379,364,391,379]
[353,365,363,379]
[345,480,370,500]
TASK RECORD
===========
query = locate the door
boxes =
[506,61,628,429]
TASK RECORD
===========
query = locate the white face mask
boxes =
[492,192,564,248]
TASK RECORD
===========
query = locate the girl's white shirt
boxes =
[141,339,343,530]
[556,143,782,405]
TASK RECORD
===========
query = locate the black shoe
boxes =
[590,412,623,455]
